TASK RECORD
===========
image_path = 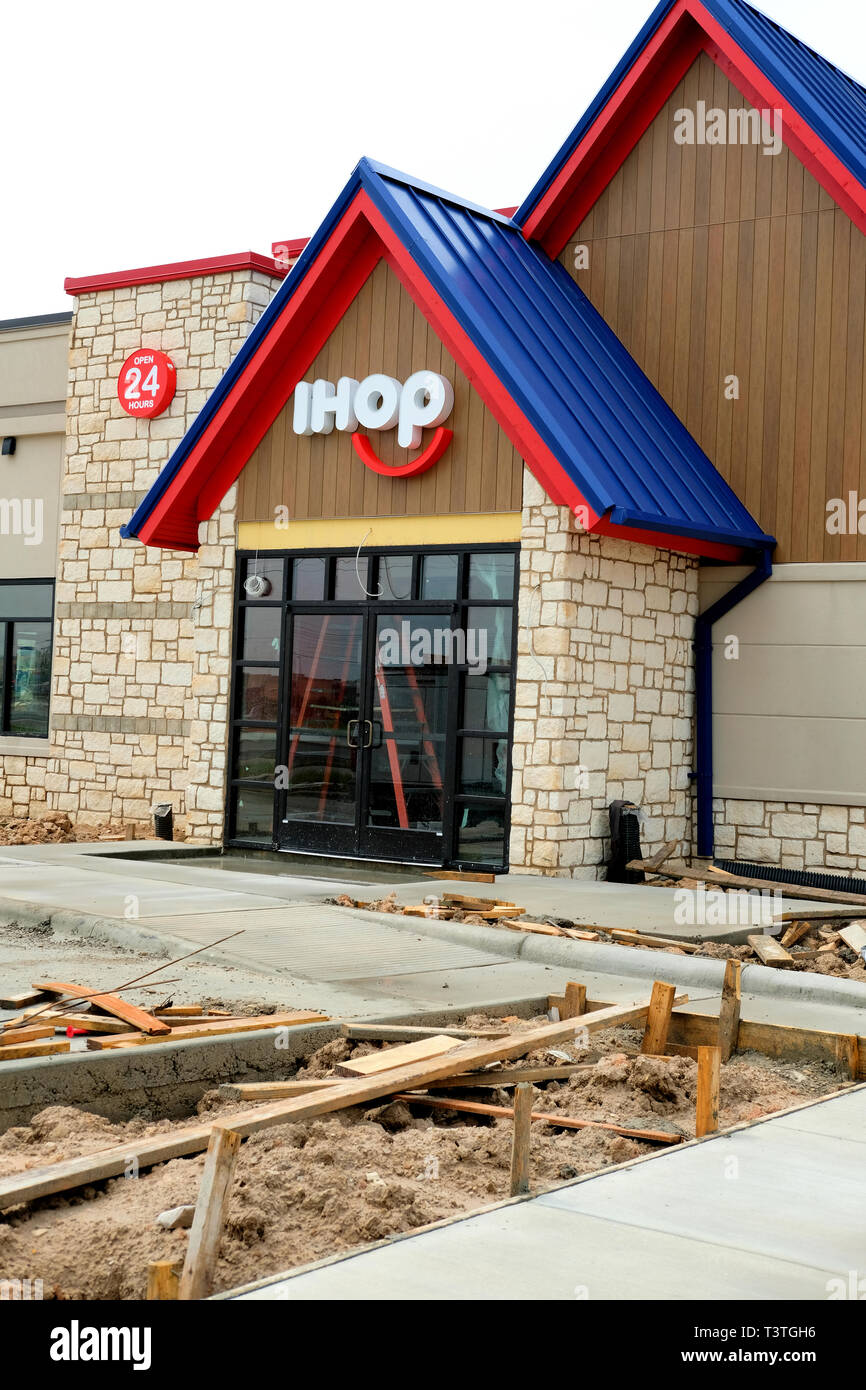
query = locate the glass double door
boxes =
[279,605,453,864]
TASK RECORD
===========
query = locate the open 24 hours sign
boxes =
[117,349,176,418]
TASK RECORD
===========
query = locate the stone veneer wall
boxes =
[509,471,699,878]
[713,799,866,878]
[34,268,281,839]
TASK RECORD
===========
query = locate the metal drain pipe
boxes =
[693,545,774,858]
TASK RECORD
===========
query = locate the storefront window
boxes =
[0,582,53,738]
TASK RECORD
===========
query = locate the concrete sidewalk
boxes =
[226,1084,866,1301]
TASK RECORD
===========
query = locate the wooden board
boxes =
[718,959,742,1063]
[0,1025,56,1046]
[509,1083,533,1196]
[32,981,171,1035]
[838,923,866,956]
[86,1011,330,1048]
[423,871,495,882]
[341,1023,511,1042]
[746,934,794,966]
[0,989,49,1010]
[392,1094,683,1145]
[780,920,813,949]
[696,1046,721,1137]
[634,862,866,908]
[0,1038,70,1062]
[179,1126,241,1300]
[219,1079,344,1100]
[609,928,699,954]
[335,1034,462,1077]
[641,981,676,1056]
[422,1063,595,1088]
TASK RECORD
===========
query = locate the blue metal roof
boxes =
[125,158,772,553]
[516,0,866,227]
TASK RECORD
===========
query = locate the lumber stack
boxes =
[0,976,328,1057]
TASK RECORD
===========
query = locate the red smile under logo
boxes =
[351,426,453,477]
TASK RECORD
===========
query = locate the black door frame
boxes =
[226,543,519,871]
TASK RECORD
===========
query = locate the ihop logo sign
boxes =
[292,371,454,476]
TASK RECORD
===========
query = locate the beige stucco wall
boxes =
[701,563,866,807]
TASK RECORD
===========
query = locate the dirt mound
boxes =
[0,812,75,846]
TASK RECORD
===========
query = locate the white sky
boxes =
[4,0,865,319]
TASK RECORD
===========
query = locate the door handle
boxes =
[363,719,374,749]
[347,719,360,748]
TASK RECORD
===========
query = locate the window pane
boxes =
[334,556,369,600]
[457,804,506,865]
[241,557,284,601]
[233,729,278,782]
[9,622,51,736]
[420,553,458,599]
[0,583,53,620]
[462,673,510,732]
[466,606,512,666]
[242,606,281,661]
[377,554,413,602]
[468,552,516,600]
[292,556,326,600]
[233,786,274,842]
[460,737,508,797]
[238,667,280,722]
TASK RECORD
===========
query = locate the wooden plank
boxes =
[218,996,685,1142]
[156,1006,206,1017]
[86,1011,330,1048]
[502,919,567,938]
[696,1046,721,1137]
[776,906,866,923]
[0,1038,70,1062]
[178,1125,241,1301]
[32,980,171,1035]
[401,906,456,919]
[0,1025,56,1046]
[146,1261,180,1301]
[609,928,699,954]
[0,989,49,1010]
[335,1034,462,1078]
[780,920,813,949]
[560,982,587,1021]
[509,1083,533,1196]
[423,870,495,882]
[0,1122,216,1210]
[643,839,679,872]
[19,1010,132,1034]
[422,1063,595,1089]
[641,981,676,1056]
[219,1079,344,1100]
[392,1094,683,1145]
[747,934,794,967]
[838,923,866,957]
[341,1023,511,1042]
[632,861,866,908]
[718,959,742,1063]
[441,893,513,910]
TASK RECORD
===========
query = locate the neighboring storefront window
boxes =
[0,580,54,738]
[227,547,517,870]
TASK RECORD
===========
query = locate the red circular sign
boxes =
[117,349,176,418]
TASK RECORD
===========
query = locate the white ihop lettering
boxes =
[293,371,454,449]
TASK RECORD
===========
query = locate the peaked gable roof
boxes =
[516,0,866,254]
[123,159,772,559]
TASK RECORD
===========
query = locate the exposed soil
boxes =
[0,812,182,846]
[0,1017,838,1300]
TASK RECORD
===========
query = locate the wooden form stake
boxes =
[696,1046,721,1137]
[509,1082,533,1196]
[179,1125,241,1300]
[561,982,586,1021]
[835,1034,859,1082]
[146,1260,180,1300]
[718,959,742,1062]
[640,981,676,1055]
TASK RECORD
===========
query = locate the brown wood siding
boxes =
[561,51,866,563]
[237,259,524,524]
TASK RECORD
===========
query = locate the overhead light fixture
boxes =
[1,437,16,456]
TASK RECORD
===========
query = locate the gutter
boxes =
[693,544,774,857]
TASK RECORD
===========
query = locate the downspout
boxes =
[693,545,774,858]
